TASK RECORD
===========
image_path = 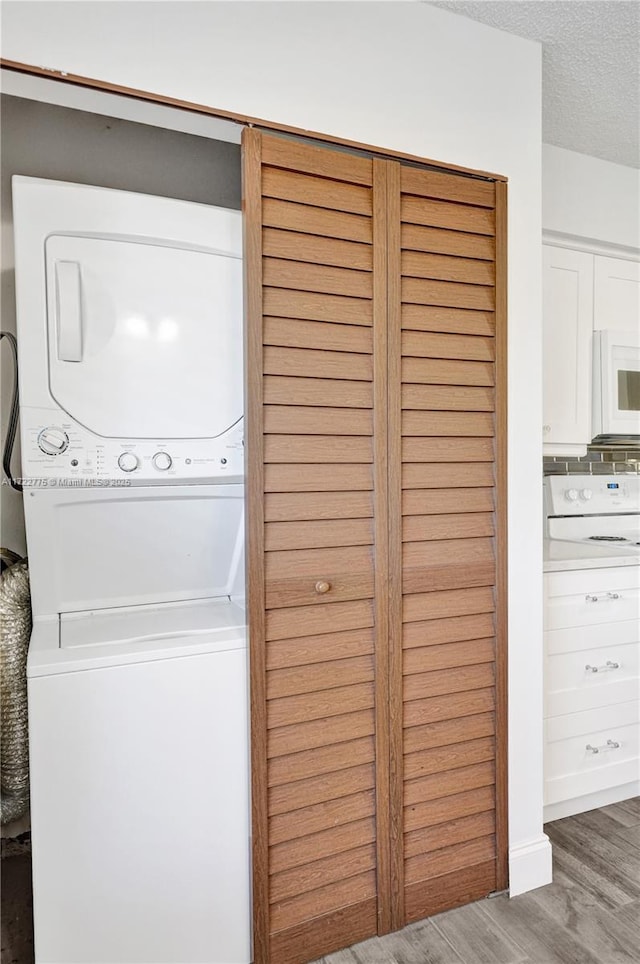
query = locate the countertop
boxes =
[544,538,640,572]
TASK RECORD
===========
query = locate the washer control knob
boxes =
[565,488,580,503]
[118,452,139,473]
[153,452,172,471]
[580,488,593,501]
[37,427,69,455]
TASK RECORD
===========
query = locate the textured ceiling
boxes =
[428,1,640,168]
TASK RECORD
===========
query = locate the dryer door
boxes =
[45,234,242,439]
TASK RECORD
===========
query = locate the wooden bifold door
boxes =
[243,129,507,964]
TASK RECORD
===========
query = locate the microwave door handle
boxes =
[55,261,83,362]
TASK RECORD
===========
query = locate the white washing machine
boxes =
[12,177,251,964]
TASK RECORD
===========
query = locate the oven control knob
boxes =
[565,488,579,503]
[118,452,139,473]
[580,488,593,501]
[153,452,172,471]
[38,427,69,455]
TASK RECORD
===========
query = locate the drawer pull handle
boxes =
[586,739,621,755]
[315,580,331,594]
[585,660,621,674]
[585,592,622,602]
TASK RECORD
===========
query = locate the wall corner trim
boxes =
[508,833,553,897]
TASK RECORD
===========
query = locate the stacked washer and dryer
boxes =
[12,177,252,964]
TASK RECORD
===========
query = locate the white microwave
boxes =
[592,330,640,441]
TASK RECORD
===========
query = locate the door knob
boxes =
[315,580,331,594]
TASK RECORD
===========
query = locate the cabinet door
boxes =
[243,130,391,964]
[393,167,508,924]
[594,256,640,332]
[542,246,594,454]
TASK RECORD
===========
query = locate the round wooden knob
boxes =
[315,580,331,594]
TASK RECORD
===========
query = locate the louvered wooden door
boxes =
[244,130,507,964]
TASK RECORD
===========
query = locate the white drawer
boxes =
[546,618,639,655]
[545,585,640,631]
[546,566,640,599]
[545,639,640,717]
[545,701,640,805]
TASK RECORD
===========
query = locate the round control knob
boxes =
[152,452,172,471]
[37,427,69,456]
[118,452,139,473]
[580,488,593,501]
[565,488,579,503]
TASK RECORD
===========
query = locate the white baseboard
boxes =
[543,781,640,824]
[508,833,553,897]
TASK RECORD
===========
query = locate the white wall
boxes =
[1,1,547,895]
[543,143,640,249]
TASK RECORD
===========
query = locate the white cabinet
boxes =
[544,565,640,821]
[542,245,593,455]
[594,256,640,332]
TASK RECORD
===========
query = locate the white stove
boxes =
[545,475,640,559]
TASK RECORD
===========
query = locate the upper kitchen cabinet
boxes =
[542,245,593,456]
[593,256,640,332]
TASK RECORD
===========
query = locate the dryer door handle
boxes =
[55,261,83,362]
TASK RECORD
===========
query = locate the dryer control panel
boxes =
[20,407,244,484]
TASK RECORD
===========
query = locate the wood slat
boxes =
[404,785,495,833]
[404,811,495,859]
[402,385,494,412]
[403,613,495,650]
[269,789,376,845]
[402,303,495,335]
[401,251,494,286]
[270,817,376,875]
[404,860,495,925]
[402,438,494,463]
[402,462,495,489]
[403,687,495,728]
[402,413,494,439]
[401,167,495,209]
[403,565,496,598]
[403,639,495,677]
[403,512,494,542]
[402,331,495,362]
[405,834,495,885]
[270,843,376,904]
[268,655,375,699]
[263,228,373,271]
[403,665,495,703]
[404,536,494,571]
[264,257,373,299]
[403,487,494,516]
[263,167,373,216]
[404,738,495,783]
[265,490,374,522]
[263,198,372,244]
[268,736,375,787]
[264,288,373,326]
[403,587,495,624]
[262,137,373,185]
[268,763,376,817]
[265,464,373,493]
[402,358,494,387]
[402,278,494,311]
[269,898,377,964]
[270,870,377,932]
[268,681,375,729]
[264,317,373,354]
[264,346,372,382]
[264,375,372,410]
[265,517,373,551]
[402,223,495,262]
[267,627,374,669]
[268,710,375,760]
[404,761,495,808]
[402,196,495,236]
[266,544,373,581]
[265,434,372,464]
[264,405,373,438]
[403,713,495,755]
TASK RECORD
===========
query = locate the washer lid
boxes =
[45,233,242,439]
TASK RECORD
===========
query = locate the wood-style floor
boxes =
[1,799,639,964]
[318,798,640,964]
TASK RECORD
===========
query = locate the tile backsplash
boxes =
[543,445,640,476]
